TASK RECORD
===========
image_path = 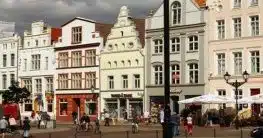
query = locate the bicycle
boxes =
[76,122,93,132]
[5,127,20,136]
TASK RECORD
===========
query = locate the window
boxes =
[47,100,53,112]
[2,75,7,89]
[27,42,30,47]
[154,39,163,54]
[114,61,117,67]
[154,65,163,85]
[189,63,198,84]
[10,74,15,84]
[85,100,96,115]
[45,57,48,70]
[234,52,242,75]
[121,60,125,67]
[217,53,225,75]
[251,0,258,6]
[218,89,226,109]
[72,27,82,44]
[71,73,82,89]
[189,36,198,51]
[171,37,180,53]
[24,100,32,112]
[235,89,243,110]
[121,31,124,37]
[71,51,82,67]
[11,54,15,66]
[108,76,114,89]
[251,51,260,74]
[250,16,259,36]
[58,52,68,68]
[3,44,7,49]
[35,40,38,47]
[217,20,225,39]
[233,0,241,8]
[35,79,42,93]
[24,59,27,71]
[59,99,68,115]
[11,43,15,49]
[108,62,111,68]
[23,79,32,92]
[171,1,181,25]
[122,75,128,89]
[135,59,139,65]
[58,74,68,89]
[171,64,180,84]
[46,78,53,92]
[43,40,46,45]
[233,18,241,38]
[85,50,96,66]
[134,74,140,88]
[31,54,41,70]
[85,72,96,88]
[3,54,6,67]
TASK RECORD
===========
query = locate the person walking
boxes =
[104,111,110,126]
[187,114,193,136]
[0,116,8,138]
[159,107,164,124]
[23,117,31,138]
[8,115,17,132]
[171,113,180,136]
[35,111,41,129]
[72,111,78,125]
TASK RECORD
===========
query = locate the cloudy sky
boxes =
[0,0,162,34]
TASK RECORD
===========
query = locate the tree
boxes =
[0,80,31,126]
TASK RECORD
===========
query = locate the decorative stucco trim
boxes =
[185,59,199,64]
[151,62,163,66]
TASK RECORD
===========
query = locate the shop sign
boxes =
[111,93,132,98]
[170,88,182,95]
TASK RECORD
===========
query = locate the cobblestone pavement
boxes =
[6,125,253,138]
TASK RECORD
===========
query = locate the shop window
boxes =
[85,99,96,115]
[59,99,68,116]
[47,100,53,112]
[24,100,32,112]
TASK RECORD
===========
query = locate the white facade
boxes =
[0,21,15,38]
[18,21,58,117]
[207,0,263,110]
[0,34,21,103]
[100,6,145,119]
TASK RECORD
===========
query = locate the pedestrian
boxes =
[143,110,149,124]
[8,115,17,132]
[104,111,110,126]
[35,111,41,129]
[23,117,31,138]
[124,110,128,121]
[187,114,193,136]
[0,116,8,138]
[159,107,164,124]
[94,117,100,133]
[206,112,212,127]
[72,111,78,125]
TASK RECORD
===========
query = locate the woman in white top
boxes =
[186,114,193,136]
[9,115,17,131]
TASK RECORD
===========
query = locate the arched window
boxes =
[121,60,125,67]
[135,59,139,65]
[171,1,181,25]
[188,35,198,51]
[171,64,180,84]
[115,44,118,50]
[128,60,131,66]
[108,62,111,68]
[171,37,180,52]
[188,63,198,84]
[154,65,163,85]
[114,61,117,67]
[122,43,125,49]
[121,31,124,37]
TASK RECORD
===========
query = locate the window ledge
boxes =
[232,6,241,9]
[249,4,258,7]
[186,50,198,53]
[152,53,162,56]
[171,52,180,54]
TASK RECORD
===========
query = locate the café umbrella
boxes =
[238,94,263,104]
[178,94,234,104]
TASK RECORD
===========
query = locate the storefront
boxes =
[103,93,143,120]
[56,94,98,122]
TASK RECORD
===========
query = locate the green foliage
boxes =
[0,81,31,104]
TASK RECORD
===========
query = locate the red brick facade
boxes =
[56,94,98,122]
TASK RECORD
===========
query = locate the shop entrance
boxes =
[73,98,81,119]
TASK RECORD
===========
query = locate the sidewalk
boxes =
[16,126,71,134]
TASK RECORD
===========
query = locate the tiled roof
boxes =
[51,28,62,43]
[194,0,206,7]
[95,23,113,43]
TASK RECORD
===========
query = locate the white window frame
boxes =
[24,100,33,112]
[58,52,68,68]
[251,51,260,74]
[122,75,128,89]
[154,65,163,85]
[134,74,140,89]
[188,63,198,84]
[72,27,82,44]
[217,20,225,39]
[71,73,82,89]
[188,36,198,51]
[171,64,180,84]
[59,99,68,116]
[233,0,241,8]
[233,17,242,38]
[2,74,7,89]
[153,39,163,54]
[31,54,41,70]
[35,79,42,93]
[108,76,114,89]
[171,1,181,25]
[11,54,15,66]
[85,50,96,66]
[46,77,53,92]
[171,37,180,53]
[58,74,68,89]
[45,57,48,70]
[218,89,226,109]
[85,72,96,88]
[250,15,259,36]
[251,0,258,6]
[234,52,242,75]
[71,51,82,67]
[23,79,32,92]
[217,53,226,75]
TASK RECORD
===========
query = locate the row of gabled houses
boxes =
[0,0,263,122]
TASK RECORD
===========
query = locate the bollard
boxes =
[126,131,129,138]
[213,128,216,138]
[156,130,159,138]
[49,133,51,138]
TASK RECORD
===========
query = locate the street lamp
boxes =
[223,71,249,130]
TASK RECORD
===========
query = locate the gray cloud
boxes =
[0,0,161,34]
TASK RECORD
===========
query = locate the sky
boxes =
[0,0,162,34]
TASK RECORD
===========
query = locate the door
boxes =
[171,96,179,114]
[251,89,260,115]
[73,98,81,119]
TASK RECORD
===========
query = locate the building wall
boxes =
[145,0,207,113]
[0,34,20,103]
[207,0,263,110]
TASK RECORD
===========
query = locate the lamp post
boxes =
[223,71,249,130]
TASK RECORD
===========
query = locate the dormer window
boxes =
[72,26,82,44]
[171,1,181,25]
